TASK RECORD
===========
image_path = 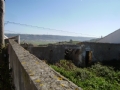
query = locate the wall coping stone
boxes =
[9,39,82,90]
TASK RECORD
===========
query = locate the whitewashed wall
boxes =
[98,29,120,43]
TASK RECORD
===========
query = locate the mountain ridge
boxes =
[5,33,96,42]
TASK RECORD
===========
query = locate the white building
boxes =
[97,29,120,43]
[4,35,8,39]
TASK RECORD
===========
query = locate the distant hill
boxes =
[5,33,96,45]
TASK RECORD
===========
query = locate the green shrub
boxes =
[50,60,120,90]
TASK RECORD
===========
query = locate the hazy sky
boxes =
[5,0,120,37]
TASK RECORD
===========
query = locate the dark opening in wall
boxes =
[64,49,72,60]
[85,51,92,66]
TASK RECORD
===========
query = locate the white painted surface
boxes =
[4,35,8,39]
[97,29,120,43]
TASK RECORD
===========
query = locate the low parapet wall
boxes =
[8,39,82,90]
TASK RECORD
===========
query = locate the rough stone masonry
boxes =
[9,39,82,90]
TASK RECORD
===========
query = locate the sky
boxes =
[4,0,120,37]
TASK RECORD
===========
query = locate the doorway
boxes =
[85,51,92,66]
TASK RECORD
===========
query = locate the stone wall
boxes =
[80,42,120,62]
[9,39,82,90]
[27,45,80,64]
[26,42,120,67]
